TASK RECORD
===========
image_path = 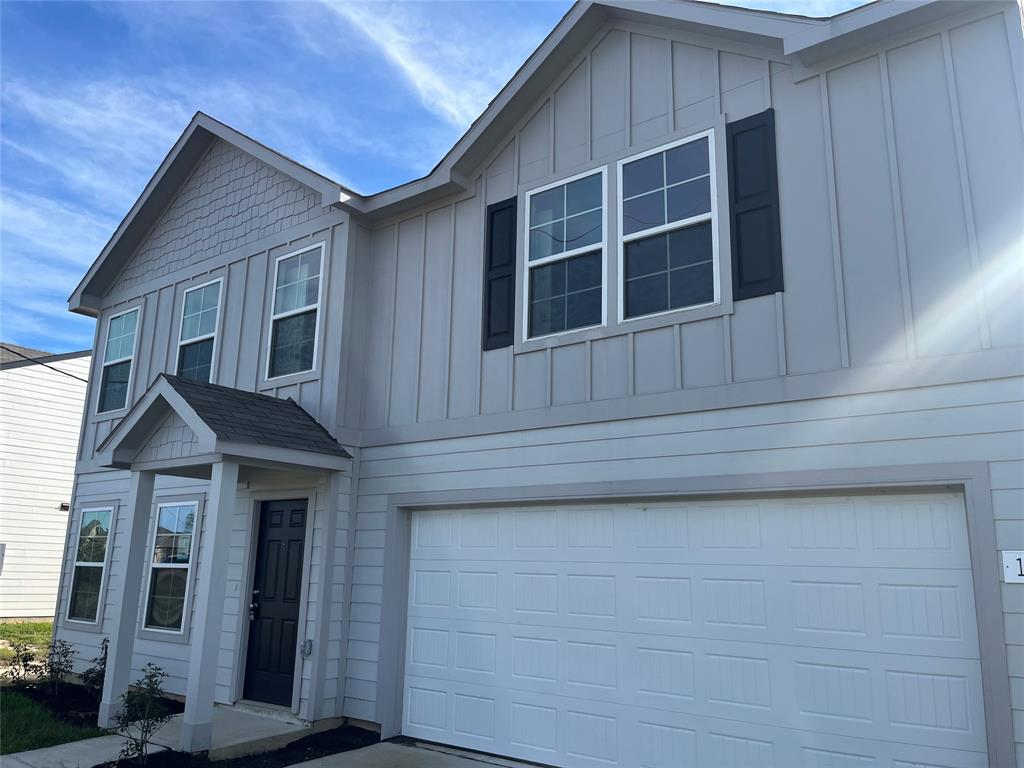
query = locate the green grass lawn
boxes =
[0,621,52,647]
[0,688,105,754]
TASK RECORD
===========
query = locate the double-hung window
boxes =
[67,507,113,623]
[177,279,222,382]
[143,501,198,633]
[267,245,322,379]
[524,170,605,339]
[618,130,718,320]
[97,307,139,413]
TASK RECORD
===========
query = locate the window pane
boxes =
[670,261,715,310]
[626,273,669,318]
[566,174,601,216]
[529,186,564,226]
[668,221,713,269]
[666,137,709,184]
[177,338,213,382]
[530,260,566,301]
[269,310,317,377]
[68,565,103,622]
[153,535,192,564]
[566,251,601,292]
[529,220,565,261]
[183,290,203,317]
[528,251,603,338]
[624,233,668,279]
[105,310,138,361]
[77,509,111,562]
[666,176,711,223]
[623,190,665,236]
[530,296,566,337]
[623,153,664,198]
[158,504,196,536]
[201,284,220,311]
[145,568,188,630]
[566,287,601,329]
[564,209,601,251]
[99,360,131,412]
[274,251,320,313]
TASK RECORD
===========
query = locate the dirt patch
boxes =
[98,724,379,767]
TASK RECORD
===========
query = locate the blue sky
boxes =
[0,0,865,354]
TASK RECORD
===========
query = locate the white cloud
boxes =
[319,1,551,129]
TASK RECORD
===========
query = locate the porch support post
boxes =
[180,460,239,752]
[99,469,155,727]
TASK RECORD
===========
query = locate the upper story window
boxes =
[67,506,113,623]
[267,244,323,379]
[524,169,605,339]
[97,307,140,413]
[618,131,717,321]
[143,501,198,633]
[177,279,222,382]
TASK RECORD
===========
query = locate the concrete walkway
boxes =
[3,734,164,768]
[151,705,309,760]
[291,741,533,768]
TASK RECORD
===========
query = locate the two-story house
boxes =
[55,1,1024,766]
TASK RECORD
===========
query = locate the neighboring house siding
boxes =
[346,7,1023,435]
[110,139,323,296]
[0,355,90,618]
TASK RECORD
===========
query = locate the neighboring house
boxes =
[0,344,90,619]
[52,1,1024,765]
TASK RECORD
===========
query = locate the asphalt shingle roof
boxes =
[1,342,53,364]
[162,374,350,459]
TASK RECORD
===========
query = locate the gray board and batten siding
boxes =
[342,6,1024,442]
[55,1,1024,766]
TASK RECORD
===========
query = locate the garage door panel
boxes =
[405,673,989,768]
[407,614,986,750]
[410,495,971,570]
[408,559,979,658]
[405,493,986,766]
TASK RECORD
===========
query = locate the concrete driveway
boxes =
[291,740,533,767]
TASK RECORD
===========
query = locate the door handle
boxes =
[249,588,260,621]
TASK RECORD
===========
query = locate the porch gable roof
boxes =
[97,373,351,472]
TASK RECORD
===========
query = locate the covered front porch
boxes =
[93,374,351,752]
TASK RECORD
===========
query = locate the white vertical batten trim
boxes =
[673,323,683,390]
[668,38,677,133]
[940,29,992,350]
[877,51,920,362]
[775,292,787,376]
[819,73,851,369]
[722,313,734,383]
[442,203,456,420]
[585,52,594,163]
[413,213,428,423]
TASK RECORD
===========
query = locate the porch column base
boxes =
[97,698,118,729]
[179,718,214,753]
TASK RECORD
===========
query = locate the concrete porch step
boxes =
[150,704,312,760]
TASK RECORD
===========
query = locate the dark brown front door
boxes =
[243,498,307,706]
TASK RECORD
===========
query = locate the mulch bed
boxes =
[98,724,380,767]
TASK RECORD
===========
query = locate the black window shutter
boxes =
[726,108,784,300]
[482,197,517,350]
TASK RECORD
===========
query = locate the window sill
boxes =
[259,367,321,391]
[514,298,732,354]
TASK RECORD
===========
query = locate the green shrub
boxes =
[115,664,173,765]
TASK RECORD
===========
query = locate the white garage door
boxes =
[403,493,987,768]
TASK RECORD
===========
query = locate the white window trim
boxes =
[176,277,225,383]
[141,499,201,636]
[95,305,142,415]
[522,167,608,342]
[616,128,721,325]
[65,504,116,626]
[264,243,325,381]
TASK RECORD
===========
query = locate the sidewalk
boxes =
[3,734,164,768]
